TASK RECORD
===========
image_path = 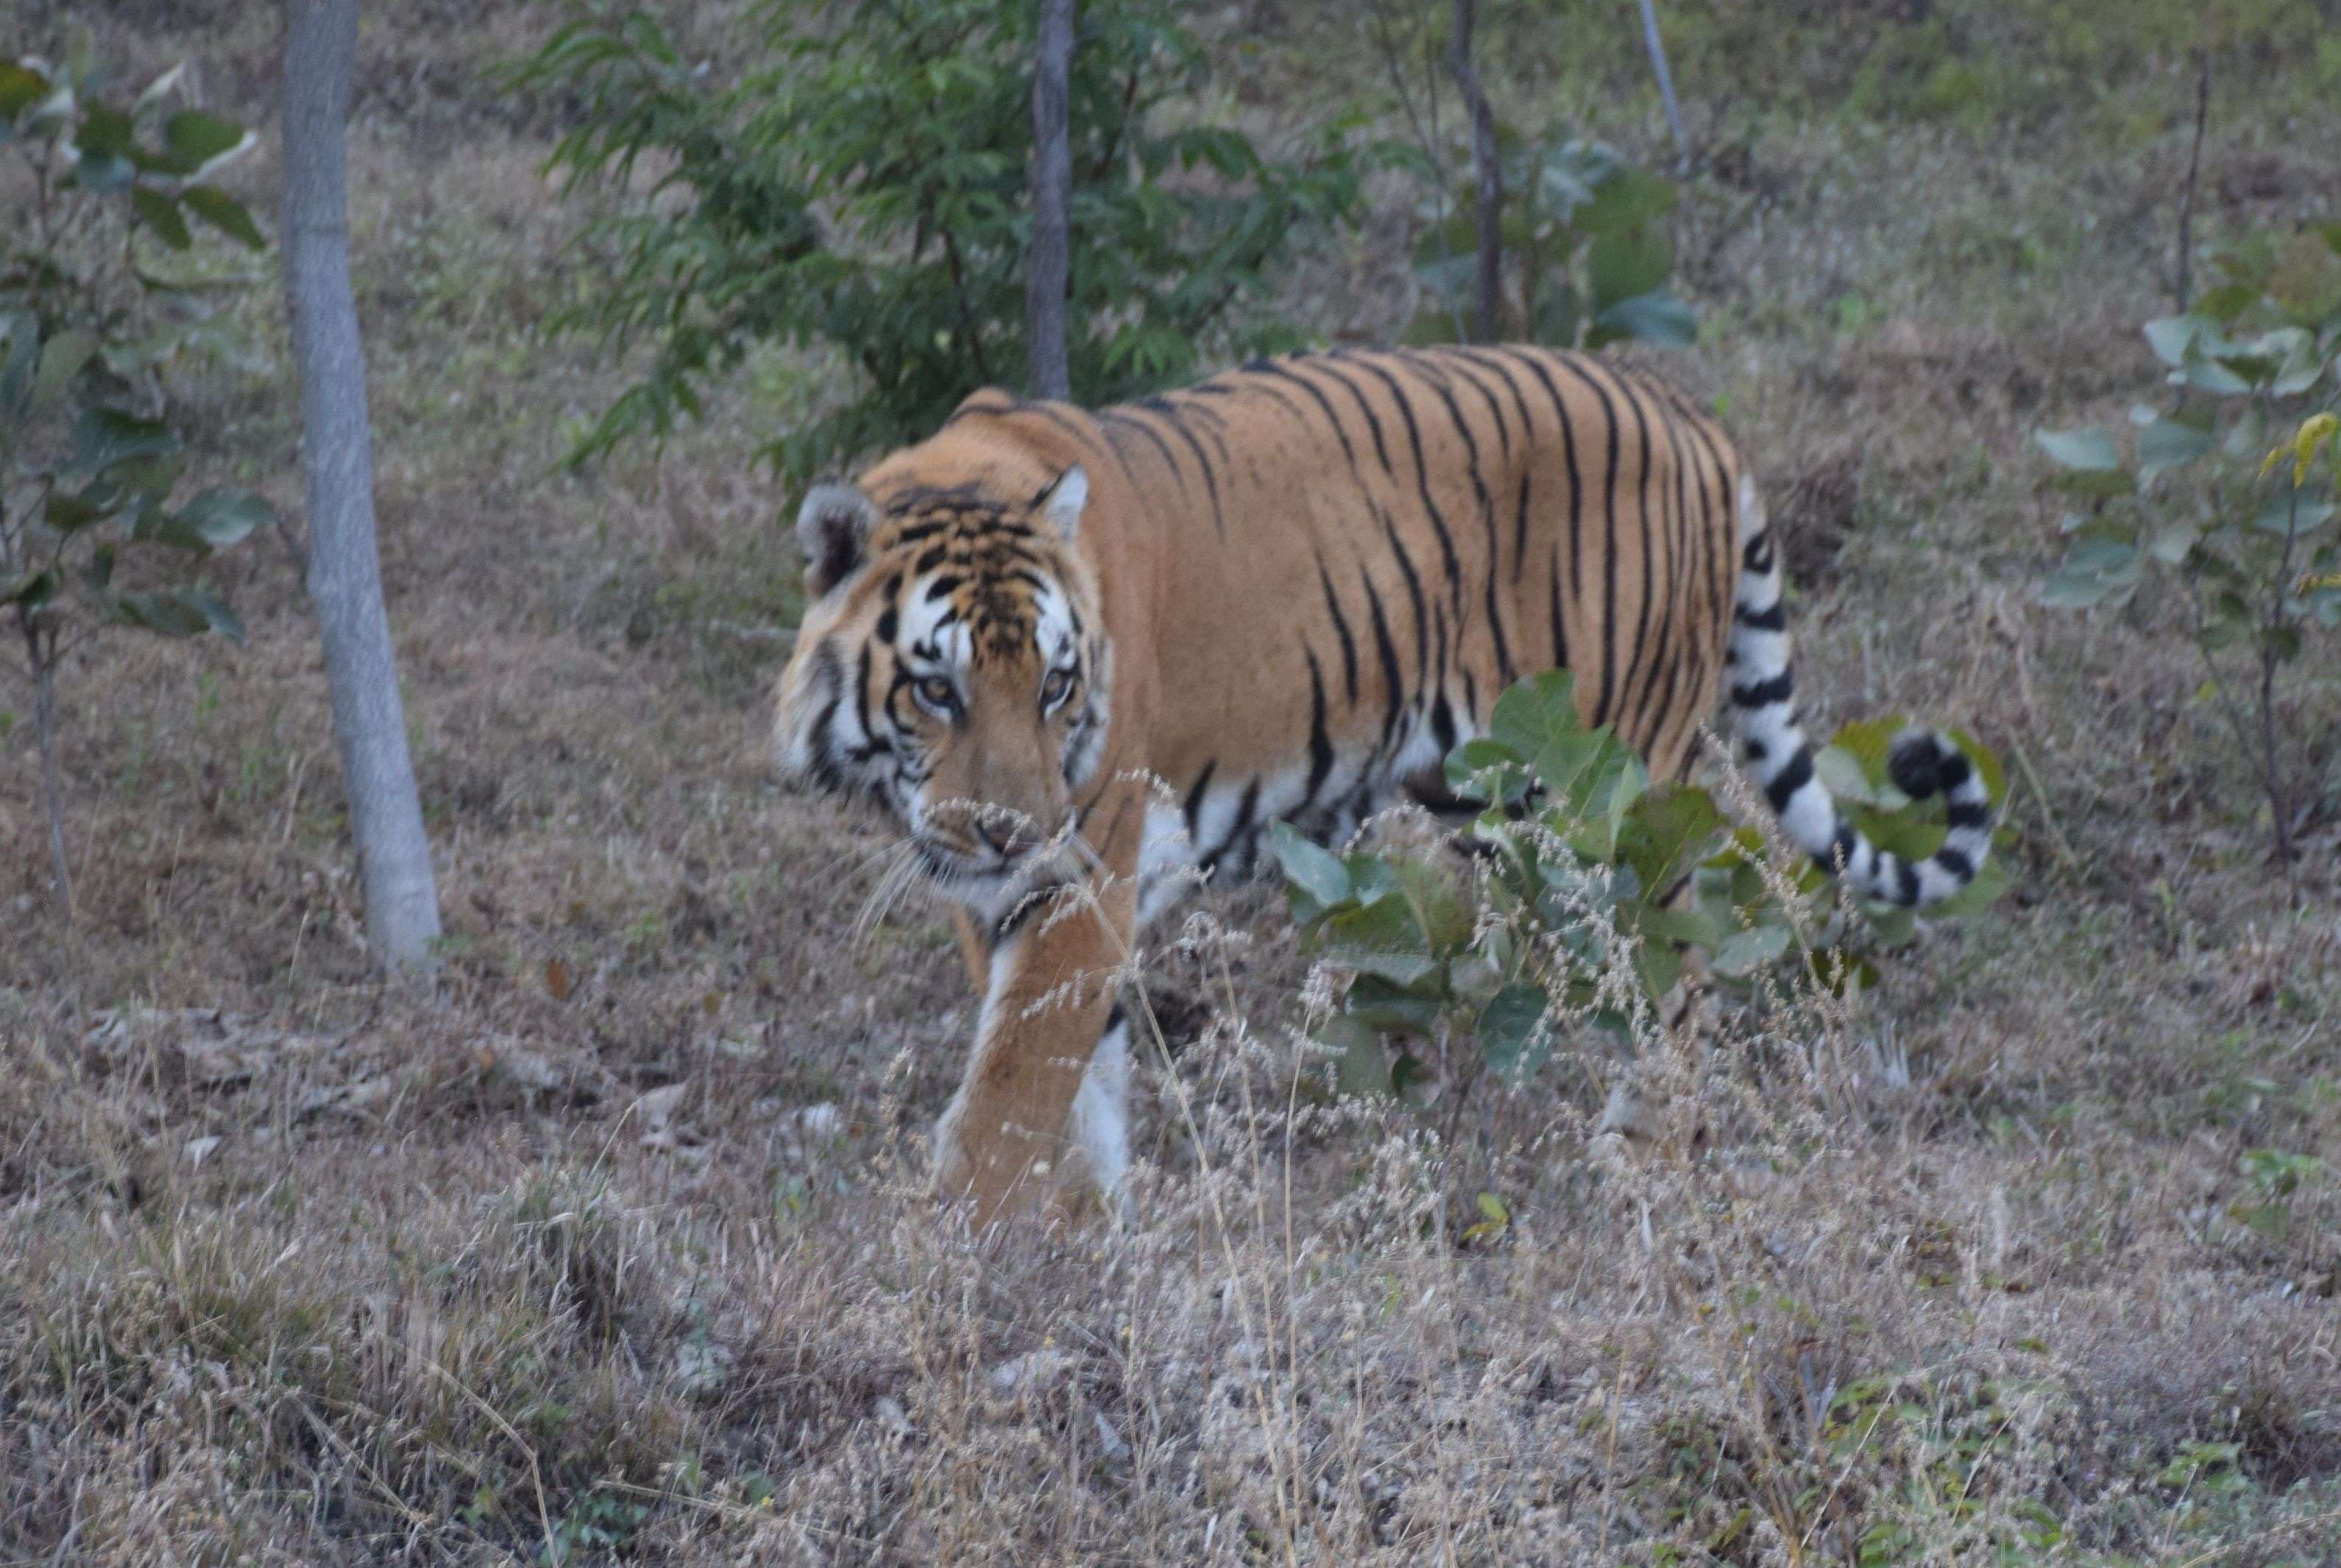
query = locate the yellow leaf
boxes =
[2268,413,2340,486]
[545,957,574,1001]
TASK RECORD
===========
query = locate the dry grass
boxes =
[4,3,2339,1564]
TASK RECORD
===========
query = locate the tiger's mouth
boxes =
[910,815,1078,904]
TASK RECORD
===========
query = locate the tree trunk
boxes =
[1637,0,1691,172]
[1449,0,1502,344]
[29,625,70,923]
[1027,0,1075,400]
[283,0,442,970]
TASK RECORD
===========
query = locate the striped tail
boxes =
[1726,476,1992,907]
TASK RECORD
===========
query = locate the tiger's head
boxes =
[774,462,1111,908]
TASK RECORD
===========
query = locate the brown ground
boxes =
[4,4,2337,1564]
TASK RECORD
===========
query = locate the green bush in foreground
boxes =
[1273,670,2008,1099]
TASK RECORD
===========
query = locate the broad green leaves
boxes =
[2034,224,2341,873]
[1283,670,2007,1101]
[3,54,269,667]
[1409,131,1693,352]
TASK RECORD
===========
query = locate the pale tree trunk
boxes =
[1027,0,1074,399]
[283,0,442,969]
[1637,0,1690,171]
[1449,0,1502,343]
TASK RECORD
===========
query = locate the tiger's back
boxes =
[939,344,1744,903]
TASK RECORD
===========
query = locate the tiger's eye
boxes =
[1041,667,1074,709]
[916,675,957,712]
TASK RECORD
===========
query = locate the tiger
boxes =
[773,344,1994,1224]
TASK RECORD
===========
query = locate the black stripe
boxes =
[1609,370,1666,744]
[1547,541,1568,671]
[1543,353,1625,728]
[1894,859,1921,905]
[1512,465,1533,586]
[1933,846,1975,880]
[1453,346,1540,453]
[1425,347,1515,458]
[1736,601,1786,631]
[1823,822,1859,872]
[1139,400,1226,536]
[1097,410,1189,497]
[1498,349,1589,703]
[1653,394,1704,742]
[1302,648,1336,809]
[1183,760,1217,843]
[1935,751,1975,792]
[1296,358,1395,476]
[1405,356,1516,690]
[1253,361,1361,469]
[1338,352,1465,614]
[1207,778,1261,872]
[1945,800,1989,829]
[1670,408,1737,685]
[1429,694,1458,757]
[1361,565,1406,754]
[1267,359,1428,697]
[1763,746,1814,812]
[1318,558,1360,703]
[1730,670,1795,708]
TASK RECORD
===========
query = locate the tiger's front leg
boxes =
[932,823,1139,1229]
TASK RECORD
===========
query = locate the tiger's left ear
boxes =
[1036,464,1088,543]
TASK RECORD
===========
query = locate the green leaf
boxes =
[2136,418,2214,484]
[1488,668,1579,756]
[113,590,212,637]
[1477,983,1553,1082]
[1317,898,1440,987]
[1588,227,1671,309]
[4,567,57,609]
[0,309,36,416]
[1342,975,1445,1034]
[180,586,244,642]
[1324,1013,1393,1097]
[162,109,251,170]
[2250,487,2337,538]
[30,326,99,412]
[2036,428,2120,472]
[71,406,182,475]
[2039,537,2139,609]
[0,61,49,121]
[75,103,135,156]
[1618,784,1728,895]
[1271,822,1350,912]
[183,185,265,249]
[2142,314,2203,366]
[1713,923,1791,978]
[1588,288,1696,349]
[131,187,193,250]
[176,486,277,547]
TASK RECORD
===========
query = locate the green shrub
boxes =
[1273,670,2006,1099]
[2035,225,2341,880]
[508,0,1373,483]
[1,52,275,917]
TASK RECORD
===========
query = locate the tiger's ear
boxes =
[796,483,879,595]
[1036,464,1088,543]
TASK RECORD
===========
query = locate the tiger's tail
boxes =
[1726,475,1992,907]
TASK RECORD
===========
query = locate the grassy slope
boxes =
[3,1,2337,1562]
